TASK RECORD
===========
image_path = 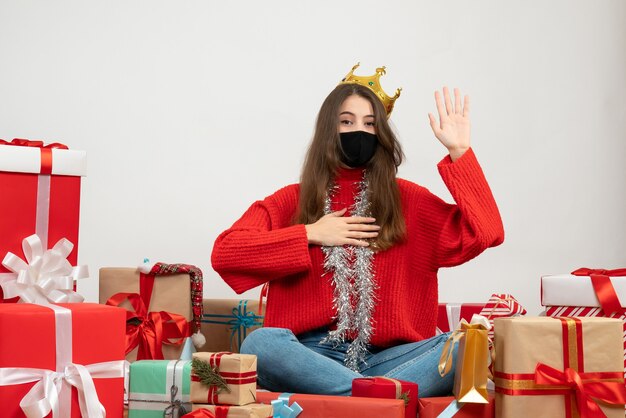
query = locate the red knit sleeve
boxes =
[423,148,504,268]
[211,186,313,294]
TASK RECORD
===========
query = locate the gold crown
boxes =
[339,62,402,116]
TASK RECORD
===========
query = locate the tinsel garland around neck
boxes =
[320,172,377,372]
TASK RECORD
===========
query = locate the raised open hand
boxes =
[305,208,380,247]
[428,86,471,161]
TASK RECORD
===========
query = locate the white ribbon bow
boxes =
[0,360,125,418]
[1,234,88,304]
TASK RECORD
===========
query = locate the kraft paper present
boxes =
[0,303,126,417]
[128,359,192,418]
[190,404,272,418]
[200,299,263,353]
[255,391,406,418]
[99,267,192,361]
[0,139,86,301]
[352,377,417,418]
[494,316,626,418]
[417,393,495,418]
[190,352,257,406]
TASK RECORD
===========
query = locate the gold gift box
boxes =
[191,352,257,406]
[494,316,625,418]
[99,267,192,361]
[200,299,263,353]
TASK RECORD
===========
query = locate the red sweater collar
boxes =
[335,166,365,182]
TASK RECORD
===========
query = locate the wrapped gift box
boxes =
[0,303,126,417]
[100,267,193,361]
[256,391,405,418]
[352,377,417,418]
[541,270,626,376]
[200,299,263,353]
[190,404,272,418]
[129,359,192,418]
[541,270,626,308]
[190,352,257,406]
[493,316,626,418]
[418,393,495,418]
[437,303,484,334]
[0,139,86,300]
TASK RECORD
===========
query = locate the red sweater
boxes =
[211,148,504,347]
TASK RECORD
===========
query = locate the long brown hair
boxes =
[295,83,406,250]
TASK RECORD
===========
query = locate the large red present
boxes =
[256,391,405,418]
[437,303,484,334]
[0,303,127,417]
[352,377,417,418]
[417,393,495,417]
[0,139,86,301]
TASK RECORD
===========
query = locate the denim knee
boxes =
[240,327,294,356]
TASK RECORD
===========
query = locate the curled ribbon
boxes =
[106,292,189,360]
[534,363,626,418]
[438,314,491,377]
[571,268,626,316]
[1,234,88,304]
[271,393,303,418]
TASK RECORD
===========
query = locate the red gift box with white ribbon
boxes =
[0,139,86,301]
[0,303,126,417]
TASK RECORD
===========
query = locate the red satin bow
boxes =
[535,363,626,418]
[0,138,68,149]
[571,268,626,315]
[106,292,189,360]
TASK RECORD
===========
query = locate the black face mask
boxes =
[339,131,378,168]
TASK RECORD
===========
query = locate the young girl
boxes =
[211,64,504,397]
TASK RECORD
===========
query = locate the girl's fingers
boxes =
[454,88,461,114]
[350,231,379,239]
[463,95,470,118]
[443,86,453,115]
[345,216,377,224]
[350,224,381,231]
[428,113,439,130]
[434,91,447,123]
[330,208,348,216]
[344,239,370,247]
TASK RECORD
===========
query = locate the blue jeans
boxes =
[240,327,457,397]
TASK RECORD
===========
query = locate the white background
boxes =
[1,1,624,315]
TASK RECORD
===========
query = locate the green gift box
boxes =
[129,359,192,418]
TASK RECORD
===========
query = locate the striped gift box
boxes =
[478,294,526,347]
[190,352,257,406]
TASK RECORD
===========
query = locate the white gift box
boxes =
[541,273,626,307]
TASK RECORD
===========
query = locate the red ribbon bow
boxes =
[0,138,68,174]
[535,362,626,418]
[571,268,626,315]
[106,292,189,360]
